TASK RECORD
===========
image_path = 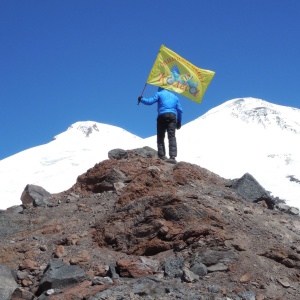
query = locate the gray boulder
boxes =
[163,257,184,278]
[231,173,275,208]
[108,148,128,160]
[276,203,300,215]
[21,184,51,208]
[37,260,87,295]
[93,167,127,193]
[190,262,208,276]
[0,264,17,300]
[108,147,158,160]
[131,146,158,158]
[190,249,236,267]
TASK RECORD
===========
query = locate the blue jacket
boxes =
[140,88,183,122]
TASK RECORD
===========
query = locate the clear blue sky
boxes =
[1,0,300,160]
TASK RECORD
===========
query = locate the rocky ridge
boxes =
[1,146,300,300]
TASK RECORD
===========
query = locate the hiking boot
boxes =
[159,156,167,161]
[165,156,177,164]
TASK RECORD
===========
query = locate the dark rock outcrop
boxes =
[230,172,276,208]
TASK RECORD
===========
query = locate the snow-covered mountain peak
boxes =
[68,121,100,137]
[52,121,143,143]
[203,97,300,133]
[52,121,101,140]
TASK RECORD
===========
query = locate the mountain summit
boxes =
[1,148,300,299]
[0,98,299,210]
[52,120,143,142]
[207,97,300,132]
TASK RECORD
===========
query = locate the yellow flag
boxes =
[147,45,215,103]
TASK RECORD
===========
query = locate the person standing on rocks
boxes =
[138,87,183,163]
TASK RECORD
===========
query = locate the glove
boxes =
[176,121,181,130]
[138,96,143,104]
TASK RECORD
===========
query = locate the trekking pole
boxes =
[138,83,148,105]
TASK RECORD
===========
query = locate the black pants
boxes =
[157,113,177,158]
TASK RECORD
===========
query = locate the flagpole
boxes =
[138,83,148,105]
[141,82,147,96]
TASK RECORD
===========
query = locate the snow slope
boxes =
[0,121,143,209]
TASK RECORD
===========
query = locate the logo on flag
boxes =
[147,45,215,103]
